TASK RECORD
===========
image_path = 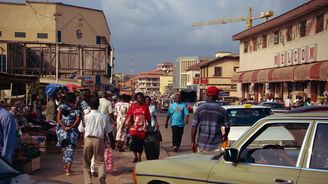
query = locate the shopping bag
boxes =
[144,127,161,160]
[104,146,113,173]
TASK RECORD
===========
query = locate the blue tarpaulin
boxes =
[45,84,67,97]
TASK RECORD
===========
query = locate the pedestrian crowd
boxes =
[1,85,328,184]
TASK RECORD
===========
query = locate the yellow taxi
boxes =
[222,104,273,145]
[134,113,328,184]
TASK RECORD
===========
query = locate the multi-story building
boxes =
[160,75,173,95]
[135,75,160,96]
[157,62,173,74]
[134,69,163,96]
[185,62,201,90]
[173,56,214,90]
[0,1,112,93]
[199,53,239,98]
[232,0,328,103]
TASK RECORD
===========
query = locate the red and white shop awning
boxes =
[242,70,259,83]
[319,61,328,80]
[294,63,321,81]
[237,61,328,83]
[271,66,296,82]
[256,69,274,83]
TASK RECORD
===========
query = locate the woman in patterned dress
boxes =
[114,94,130,152]
[56,93,81,175]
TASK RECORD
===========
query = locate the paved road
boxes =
[30,112,194,184]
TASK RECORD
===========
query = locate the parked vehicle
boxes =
[180,89,197,113]
[258,102,287,114]
[161,98,173,111]
[286,105,328,113]
[192,101,229,113]
[222,105,273,144]
[192,101,205,113]
[0,157,35,184]
[134,113,328,184]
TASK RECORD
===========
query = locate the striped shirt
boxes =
[192,101,229,150]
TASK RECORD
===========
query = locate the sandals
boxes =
[65,171,73,176]
[64,164,73,176]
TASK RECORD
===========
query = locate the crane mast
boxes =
[192,7,273,29]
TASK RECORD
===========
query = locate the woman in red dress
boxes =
[123,92,151,162]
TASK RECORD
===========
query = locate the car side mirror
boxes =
[223,148,238,163]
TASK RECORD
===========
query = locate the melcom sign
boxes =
[274,44,317,67]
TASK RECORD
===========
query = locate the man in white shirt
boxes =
[79,95,112,184]
[284,96,292,110]
[98,91,116,149]
[98,91,113,118]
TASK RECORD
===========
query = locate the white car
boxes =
[222,104,273,145]
[192,101,205,113]
[193,101,230,113]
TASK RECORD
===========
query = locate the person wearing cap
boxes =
[165,93,189,152]
[191,86,230,152]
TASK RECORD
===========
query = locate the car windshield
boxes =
[227,108,272,126]
[0,158,20,179]
[218,101,229,106]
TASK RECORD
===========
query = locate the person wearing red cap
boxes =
[191,86,230,152]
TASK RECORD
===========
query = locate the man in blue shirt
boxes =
[0,106,17,163]
[165,94,189,152]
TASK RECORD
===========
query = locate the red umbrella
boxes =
[64,84,81,93]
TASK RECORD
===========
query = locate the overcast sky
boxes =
[10,0,309,73]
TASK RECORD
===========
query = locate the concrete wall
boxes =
[57,4,110,45]
[201,59,239,96]
[0,2,111,45]
[206,59,239,92]
[0,2,56,42]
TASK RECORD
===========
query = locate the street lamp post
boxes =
[53,12,62,84]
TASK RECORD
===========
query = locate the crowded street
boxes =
[29,113,193,184]
[1,0,328,184]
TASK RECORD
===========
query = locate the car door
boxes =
[297,121,328,184]
[208,121,311,184]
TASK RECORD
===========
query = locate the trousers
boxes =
[83,137,106,184]
[171,125,184,148]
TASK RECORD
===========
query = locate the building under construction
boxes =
[0,1,113,102]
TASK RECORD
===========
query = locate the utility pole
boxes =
[53,12,62,84]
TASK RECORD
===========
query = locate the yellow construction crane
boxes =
[192,7,273,29]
